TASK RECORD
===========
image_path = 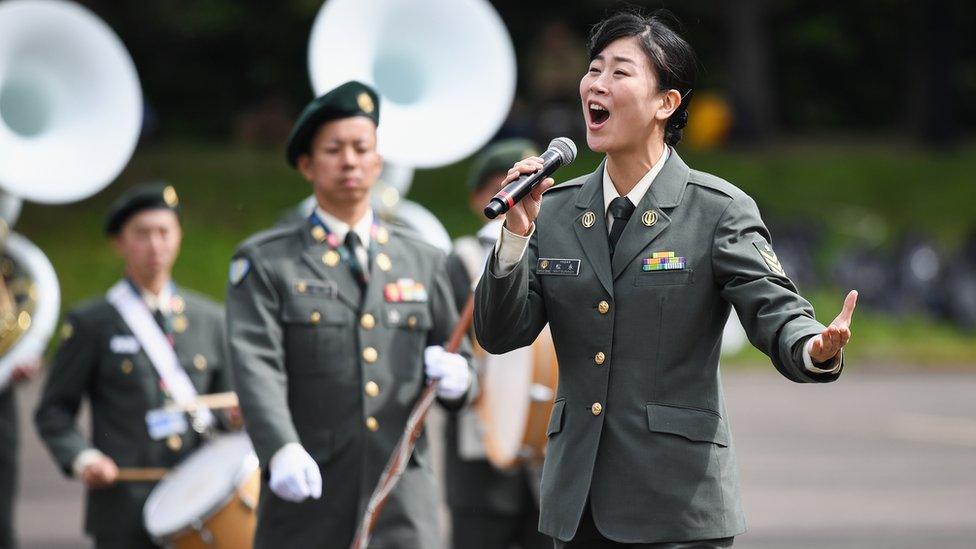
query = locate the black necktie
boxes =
[344,231,369,292]
[153,308,174,346]
[607,197,635,257]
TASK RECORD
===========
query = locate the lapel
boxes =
[298,219,363,310]
[572,163,613,296]
[610,150,691,281]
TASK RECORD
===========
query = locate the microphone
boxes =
[484,137,577,219]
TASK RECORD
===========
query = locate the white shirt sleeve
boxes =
[490,223,535,276]
[803,337,843,374]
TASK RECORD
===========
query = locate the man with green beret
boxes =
[226,80,476,548]
[35,183,233,549]
[444,138,551,549]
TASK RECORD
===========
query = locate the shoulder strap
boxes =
[106,281,213,427]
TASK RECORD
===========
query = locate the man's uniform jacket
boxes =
[35,288,230,541]
[475,152,842,544]
[226,218,474,549]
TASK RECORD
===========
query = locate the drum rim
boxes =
[144,434,259,539]
[147,466,259,542]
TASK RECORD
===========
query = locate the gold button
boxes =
[171,296,185,314]
[166,434,183,451]
[361,314,375,329]
[296,281,308,293]
[591,402,603,416]
[365,381,380,397]
[311,226,327,242]
[172,315,188,333]
[120,359,133,375]
[594,352,606,365]
[363,347,378,363]
[193,354,207,371]
[376,227,389,244]
[407,315,418,328]
[310,311,322,324]
[376,253,392,272]
[322,250,340,267]
[597,301,610,314]
[366,417,379,432]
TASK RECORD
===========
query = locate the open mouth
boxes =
[589,102,610,126]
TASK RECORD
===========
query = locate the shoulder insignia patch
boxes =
[229,257,251,286]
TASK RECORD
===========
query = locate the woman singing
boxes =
[475,10,857,548]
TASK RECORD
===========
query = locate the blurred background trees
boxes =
[80,0,975,147]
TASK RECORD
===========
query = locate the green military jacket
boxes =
[226,217,474,549]
[475,152,843,544]
[34,285,230,538]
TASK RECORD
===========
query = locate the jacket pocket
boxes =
[381,303,432,330]
[633,269,694,287]
[646,402,729,447]
[280,296,352,326]
[547,398,566,437]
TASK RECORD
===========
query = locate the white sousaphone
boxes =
[306,0,517,252]
[0,0,142,387]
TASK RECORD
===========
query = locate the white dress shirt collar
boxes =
[139,283,173,315]
[315,206,374,248]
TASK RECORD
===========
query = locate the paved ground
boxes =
[9,370,976,548]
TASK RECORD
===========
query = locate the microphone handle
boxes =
[484,149,562,219]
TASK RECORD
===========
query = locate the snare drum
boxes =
[143,433,260,548]
[477,324,559,469]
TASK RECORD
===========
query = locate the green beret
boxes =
[105,183,181,236]
[286,81,380,166]
[466,138,539,191]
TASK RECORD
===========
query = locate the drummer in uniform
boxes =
[225,81,476,549]
[34,183,233,549]
[445,139,551,549]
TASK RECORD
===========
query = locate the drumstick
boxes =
[117,467,168,482]
[351,294,474,549]
[161,391,239,412]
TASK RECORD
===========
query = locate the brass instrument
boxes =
[0,0,142,387]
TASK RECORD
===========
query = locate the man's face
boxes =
[297,117,383,210]
[112,209,182,281]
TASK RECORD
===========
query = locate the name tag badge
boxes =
[110,335,141,354]
[293,279,338,298]
[145,409,188,440]
[536,258,581,276]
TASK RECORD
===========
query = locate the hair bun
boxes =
[671,110,689,130]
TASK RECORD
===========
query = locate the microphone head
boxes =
[548,137,577,165]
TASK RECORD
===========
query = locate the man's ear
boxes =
[297,153,314,182]
[110,235,124,255]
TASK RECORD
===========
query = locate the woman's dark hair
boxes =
[588,10,697,146]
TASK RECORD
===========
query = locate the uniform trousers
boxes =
[452,507,551,549]
[554,502,734,549]
[0,388,17,549]
[94,531,160,549]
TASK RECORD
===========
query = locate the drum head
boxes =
[143,433,258,538]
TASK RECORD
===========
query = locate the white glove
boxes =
[268,443,322,503]
[424,345,471,400]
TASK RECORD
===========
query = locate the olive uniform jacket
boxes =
[475,152,843,544]
[34,287,230,540]
[226,218,474,549]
